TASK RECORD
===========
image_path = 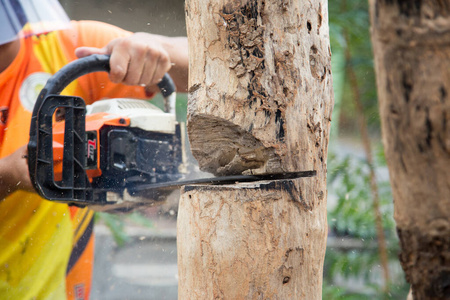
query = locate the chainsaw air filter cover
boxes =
[86,98,176,134]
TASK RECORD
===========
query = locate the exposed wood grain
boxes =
[178,180,327,299]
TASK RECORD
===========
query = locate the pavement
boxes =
[91,213,179,300]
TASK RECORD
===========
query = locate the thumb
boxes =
[75,46,108,58]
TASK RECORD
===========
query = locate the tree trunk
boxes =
[177,182,328,299]
[178,0,333,298]
[369,2,450,299]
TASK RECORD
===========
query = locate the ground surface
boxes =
[91,215,178,300]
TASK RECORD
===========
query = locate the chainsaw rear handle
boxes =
[27,54,176,204]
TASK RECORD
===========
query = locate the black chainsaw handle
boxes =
[29,54,176,137]
[34,54,176,103]
[29,54,174,137]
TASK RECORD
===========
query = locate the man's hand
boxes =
[75,33,172,88]
[0,145,34,200]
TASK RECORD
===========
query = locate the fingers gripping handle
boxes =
[33,54,176,104]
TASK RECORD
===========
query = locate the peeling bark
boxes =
[369,1,450,299]
[186,0,333,176]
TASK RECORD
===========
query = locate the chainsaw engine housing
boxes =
[28,55,182,206]
[50,97,184,204]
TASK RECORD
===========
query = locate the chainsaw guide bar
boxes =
[93,170,317,212]
[129,170,317,193]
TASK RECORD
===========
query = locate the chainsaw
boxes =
[28,54,316,209]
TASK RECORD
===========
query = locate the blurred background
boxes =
[58,0,410,299]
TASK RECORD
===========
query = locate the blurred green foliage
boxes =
[95,211,154,247]
[329,0,379,136]
[325,152,409,299]
[325,0,409,298]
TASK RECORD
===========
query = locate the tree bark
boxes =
[178,0,333,298]
[369,2,450,299]
[177,182,327,299]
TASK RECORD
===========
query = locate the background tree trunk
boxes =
[369,1,450,299]
[178,0,333,298]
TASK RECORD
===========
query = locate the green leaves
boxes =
[95,212,130,247]
[326,151,408,298]
[95,211,154,247]
[329,0,379,137]
[329,154,380,239]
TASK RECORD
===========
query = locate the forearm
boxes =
[0,146,34,201]
[0,155,20,200]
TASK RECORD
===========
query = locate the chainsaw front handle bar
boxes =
[29,54,176,145]
[33,54,175,110]
[27,54,176,204]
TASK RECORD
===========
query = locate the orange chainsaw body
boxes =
[52,113,131,181]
